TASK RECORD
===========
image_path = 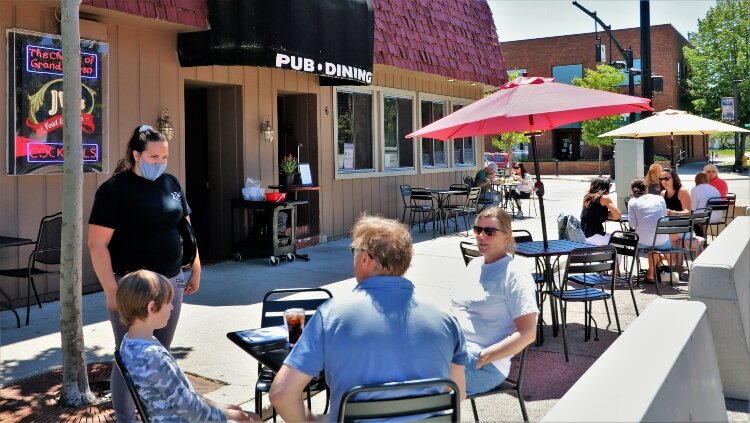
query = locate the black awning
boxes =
[177,0,374,86]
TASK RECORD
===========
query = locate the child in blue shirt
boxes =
[117,270,258,422]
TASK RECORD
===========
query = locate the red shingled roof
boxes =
[373,0,507,86]
[82,0,505,85]
[81,0,208,29]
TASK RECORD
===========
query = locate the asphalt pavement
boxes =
[1,162,748,421]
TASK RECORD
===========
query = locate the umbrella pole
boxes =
[531,135,549,249]
[670,133,675,168]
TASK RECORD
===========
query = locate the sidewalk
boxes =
[1,175,748,421]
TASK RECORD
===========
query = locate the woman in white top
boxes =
[508,163,533,216]
[451,207,538,394]
[627,179,669,283]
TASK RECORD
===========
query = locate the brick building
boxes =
[499,24,707,165]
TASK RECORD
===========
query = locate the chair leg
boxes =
[627,276,639,316]
[0,287,20,328]
[560,299,569,362]
[323,386,330,414]
[611,295,622,334]
[517,387,529,422]
[255,389,263,415]
[305,384,312,410]
[602,297,611,327]
[470,398,480,422]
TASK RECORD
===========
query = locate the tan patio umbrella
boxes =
[599,108,749,166]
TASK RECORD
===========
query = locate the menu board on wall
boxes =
[6,29,108,175]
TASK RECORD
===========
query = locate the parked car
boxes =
[484,152,512,171]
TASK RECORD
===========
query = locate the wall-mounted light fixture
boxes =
[157,109,174,141]
[260,116,274,143]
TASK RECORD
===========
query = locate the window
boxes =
[451,104,474,165]
[420,100,447,167]
[337,90,373,171]
[383,95,414,169]
[552,64,583,85]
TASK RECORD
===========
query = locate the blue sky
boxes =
[489,0,716,42]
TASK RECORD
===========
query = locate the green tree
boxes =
[683,0,749,168]
[572,65,626,176]
[488,71,529,157]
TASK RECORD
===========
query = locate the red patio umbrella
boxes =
[407,76,653,247]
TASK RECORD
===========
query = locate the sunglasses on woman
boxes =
[473,225,501,236]
[659,177,672,181]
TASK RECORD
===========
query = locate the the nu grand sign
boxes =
[7,29,109,175]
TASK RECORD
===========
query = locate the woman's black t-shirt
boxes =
[580,197,608,238]
[89,171,191,278]
[664,190,683,212]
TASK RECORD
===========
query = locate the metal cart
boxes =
[230,199,310,266]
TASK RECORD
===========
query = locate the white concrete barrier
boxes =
[543,298,726,422]
[689,216,750,401]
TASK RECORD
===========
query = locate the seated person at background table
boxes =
[660,168,698,276]
[644,163,663,195]
[628,179,669,284]
[660,168,691,218]
[451,207,538,395]
[508,163,533,215]
[269,215,467,421]
[580,177,621,246]
[475,161,499,205]
[704,164,728,197]
[690,172,721,237]
[117,270,258,422]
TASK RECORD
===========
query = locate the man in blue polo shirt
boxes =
[270,215,467,421]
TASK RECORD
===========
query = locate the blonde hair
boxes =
[116,270,173,327]
[351,215,413,276]
[475,207,515,253]
[645,163,662,186]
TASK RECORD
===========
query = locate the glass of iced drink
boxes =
[283,308,305,345]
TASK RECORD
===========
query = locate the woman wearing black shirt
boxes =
[88,125,201,423]
[580,177,621,245]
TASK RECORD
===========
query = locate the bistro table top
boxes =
[227,326,290,373]
[0,236,33,248]
[515,239,590,257]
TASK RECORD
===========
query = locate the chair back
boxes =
[460,241,481,266]
[653,215,692,239]
[466,187,481,208]
[34,213,62,265]
[114,350,151,423]
[260,288,333,327]
[512,229,533,244]
[706,196,731,223]
[337,378,460,423]
[562,246,617,290]
[690,207,711,234]
[410,188,436,207]
[608,231,639,280]
[623,195,633,208]
[449,183,469,195]
[399,185,412,208]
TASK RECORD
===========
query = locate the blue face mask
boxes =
[138,160,167,181]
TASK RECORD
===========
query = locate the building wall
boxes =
[0,2,486,306]
[498,25,706,163]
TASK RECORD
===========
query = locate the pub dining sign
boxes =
[6,29,108,175]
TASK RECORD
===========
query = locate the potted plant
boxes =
[280,154,298,185]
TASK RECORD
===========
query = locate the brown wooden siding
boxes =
[0,2,486,307]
